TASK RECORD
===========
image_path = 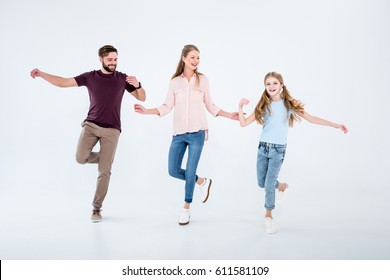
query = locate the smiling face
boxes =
[265,76,283,101]
[182,50,200,72]
[100,52,118,73]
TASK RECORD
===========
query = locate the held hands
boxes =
[126,76,140,88]
[229,112,240,120]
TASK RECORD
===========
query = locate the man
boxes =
[30,45,146,222]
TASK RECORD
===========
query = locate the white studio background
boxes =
[0,0,390,260]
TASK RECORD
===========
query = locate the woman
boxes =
[135,44,238,225]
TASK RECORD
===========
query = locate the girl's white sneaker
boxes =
[265,217,276,234]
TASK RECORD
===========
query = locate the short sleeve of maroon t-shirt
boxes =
[74,70,136,132]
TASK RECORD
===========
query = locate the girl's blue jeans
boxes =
[257,141,287,210]
[168,130,205,203]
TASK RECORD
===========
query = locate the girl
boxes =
[135,44,238,225]
[238,72,348,234]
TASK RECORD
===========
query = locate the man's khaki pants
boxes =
[76,121,120,209]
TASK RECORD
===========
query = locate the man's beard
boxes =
[102,63,116,73]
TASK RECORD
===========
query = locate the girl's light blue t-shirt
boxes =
[260,100,291,145]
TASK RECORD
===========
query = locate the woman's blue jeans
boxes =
[257,142,286,210]
[168,130,205,203]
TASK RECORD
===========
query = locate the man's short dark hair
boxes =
[98,45,118,57]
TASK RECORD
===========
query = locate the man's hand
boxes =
[30,68,43,79]
[126,76,140,88]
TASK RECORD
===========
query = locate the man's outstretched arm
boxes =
[30,68,77,88]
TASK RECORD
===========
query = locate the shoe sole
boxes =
[179,221,190,226]
[202,179,212,203]
[91,219,101,223]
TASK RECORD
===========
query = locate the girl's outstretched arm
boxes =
[296,111,348,133]
[238,98,256,127]
[134,104,160,115]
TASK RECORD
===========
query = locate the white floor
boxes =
[1,161,389,260]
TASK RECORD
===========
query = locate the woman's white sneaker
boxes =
[179,208,190,225]
[199,178,212,203]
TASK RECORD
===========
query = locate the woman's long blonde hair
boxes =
[171,44,203,84]
[254,72,305,127]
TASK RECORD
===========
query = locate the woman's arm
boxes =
[134,85,173,116]
[296,111,348,133]
[216,110,239,120]
[134,104,160,115]
[238,98,256,127]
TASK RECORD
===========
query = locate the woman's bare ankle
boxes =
[196,177,205,185]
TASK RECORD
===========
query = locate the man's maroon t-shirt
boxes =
[74,70,136,132]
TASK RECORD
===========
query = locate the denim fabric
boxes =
[257,141,286,210]
[168,130,205,203]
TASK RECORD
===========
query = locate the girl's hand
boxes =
[239,98,250,108]
[337,124,349,134]
[134,104,146,114]
[30,68,42,78]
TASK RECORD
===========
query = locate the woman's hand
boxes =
[229,112,240,120]
[134,104,146,114]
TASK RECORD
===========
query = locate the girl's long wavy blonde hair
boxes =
[254,72,305,127]
[171,44,203,85]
